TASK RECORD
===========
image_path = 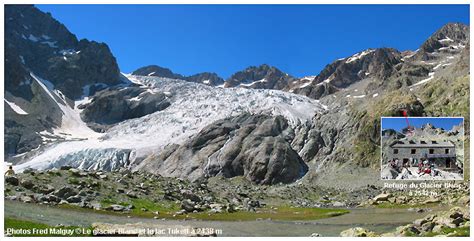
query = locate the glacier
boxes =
[15,75,326,172]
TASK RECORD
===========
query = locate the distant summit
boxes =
[414,22,469,60]
[131,65,224,86]
[132,65,184,79]
[224,64,295,89]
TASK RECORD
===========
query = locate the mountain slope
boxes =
[5,5,124,158]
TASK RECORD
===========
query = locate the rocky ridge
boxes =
[132,65,224,86]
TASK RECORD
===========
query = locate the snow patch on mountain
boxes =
[4,99,28,115]
[30,73,102,140]
[411,72,435,87]
[239,78,267,87]
[301,76,316,81]
[299,82,311,88]
[346,49,375,63]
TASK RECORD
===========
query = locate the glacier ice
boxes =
[15,75,326,172]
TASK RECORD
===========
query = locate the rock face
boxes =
[138,113,308,184]
[5,5,122,99]
[224,64,295,89]
[289,82,338,100]
[79,86,171,130]
[4,5,122,158]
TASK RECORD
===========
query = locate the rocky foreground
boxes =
[5,167,369,217]
[340,206,470,237]
[4,167,470,236]
[5,167,470,211]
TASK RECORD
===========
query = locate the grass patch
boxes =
[58,200,348,221]
[128,198,180,215]
[47,171,62,177]
[423,226,469,237]
[67,177,80,185]
[4,217,92,237]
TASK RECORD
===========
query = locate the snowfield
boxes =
[4,99,28,115]
[15,75,326,172]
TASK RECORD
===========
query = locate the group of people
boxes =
[388,158,438,177]
[416,159,438,176]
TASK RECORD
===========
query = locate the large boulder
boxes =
[340,227,377,237]
[20,179,35,189]
[66,195,82,203]
[373,193,391,202]
[5,176,19,186]
[181,199,196,213]
[53,186,77,199]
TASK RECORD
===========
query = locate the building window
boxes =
[409,140,416,144]
[411,149,416,154]
[393,149,398,154]
[445,149,449,154]
[432,141,437,144]
[421,141,427,144]
[429,149,434,154]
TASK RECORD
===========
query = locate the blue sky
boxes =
[382,117,464,132]
[36,4,469,78]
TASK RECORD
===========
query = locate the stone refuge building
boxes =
[386,139,458,171]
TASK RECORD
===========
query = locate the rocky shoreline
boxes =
[340,206,470,237]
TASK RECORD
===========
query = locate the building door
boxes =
[445,159,451,168]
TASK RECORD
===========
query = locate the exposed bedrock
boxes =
[137,113,311,185]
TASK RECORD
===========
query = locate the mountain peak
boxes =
[313,47,401,88]
[131,65,184,79]
[436,22,469,40]
[186,72,224,86]
[5,4,121,100]
[224,64,294,89]
[417,22,469,56]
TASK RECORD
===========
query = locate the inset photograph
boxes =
[381,117,464,180]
